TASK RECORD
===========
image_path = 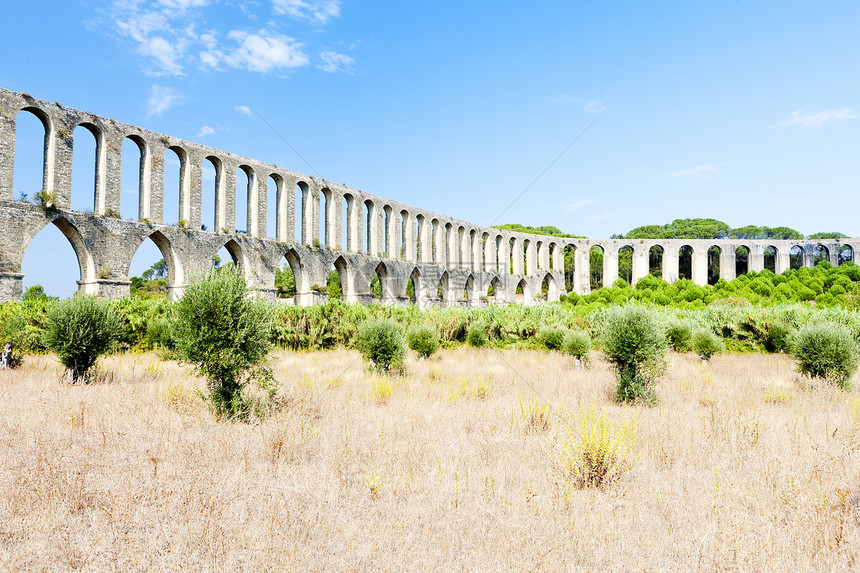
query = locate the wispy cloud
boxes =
[147,85,187,116]
[197,125,215,137]
[562,198,598,212]
[663,162,728,179]
[234,105,253,116]
[220,30,308,73]
[592,211,616,221]
[545,94,608,114]
[318,49,354,73]
[771,108,859,129]
[272,0,341,24]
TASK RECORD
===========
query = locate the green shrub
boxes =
[173,266,276,419]
[145,316,175,351]
[561,330,591,365]
[406,324,440,359]
[791,324,858,389]
[537,325,567,351]
[43,294,121,383]
[691,329,724,360]
[466,321,488,348]
[666,321,692,352]
[765,322,792,353]
[356,318,405,373]
[603,306,668,403]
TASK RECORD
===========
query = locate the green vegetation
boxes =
[406,324,440,359]
[537,325,567,351]
[561,330,591,365]
[691,328,724,361]
[791,324,858,389]
[355,318,406,374]
[603,306,668,404]
[466,321,489,348]
[666,321,693,352]
[43,294,121,383]
[172,266,276,420]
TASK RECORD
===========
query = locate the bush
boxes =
[173,266,276,419]
[666,321,692,352]
[144,316,175,351]
[466,321,488,348]
[561,330,591,365]
[406,324,440,359]
[356,318,405,374]
[537,326,567,351]
[765,322,792,353]
[691,329,724,360]
[603,306,668,403]
[791,324,858,389]
[43,294,121,383]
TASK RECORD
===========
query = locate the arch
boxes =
[416,214,427,262]
[542,273,559,301]
[203,155,222,232]
[789,245,804,270]
[813,245,829,266]
[331,255,351,300]
[515,278,530,304]
[321,187,333,248]
[735,245,750,276]
[163,146,185,226]
[342,193,354,251]
[522,238,531,275]
[21,217,95,298]
[563,244,576,291]
[839,244,854,265]
[383,204,393,257]
[282,247,306,298]
[437,271,450,304]
[13,108,51,204]
[121,135,147,221]
[370,261,391,300]
[431,219,441,263]
[678,245,693,281]
[488,275,502,302]
[463,273,475,302]
[70,123,101,213]
[400,210,412,260]
[235,165,255,234]
[129,230,184,299]
[266,174,282,239]
[707,245,721,285]
[364,199,375,254]
[648,245,663,278]
[444,222,454,265]
[764,245,777,273]
[295,180,309,245]
[220,238,249,276]
[590,245,604,290]
[407,267,423,305]
[618,245,633,285]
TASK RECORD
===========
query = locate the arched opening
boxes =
[764,246,777,273]
[707,245,721,285]
[129,231,182,299]
[329,256,349,300]
[416,214,426,262]
[13,108,50,203]
[649,245,664,278]
[437,271,449,303]
[275,248,304,301]
[364,200,373,255]
[509,237,517,274]
[400,211,411,260]
[320,188,331,249]
[266,174,280,239]
[235,166,251,234]
[460,227,468,267]
[444,223,453,265]
[342,194,353,251]
[121,136,145,221]
[678,245,693,281]
[464,274,475,302]
[163,147,182,226]
[217,239,246,274]
[790,245,804,270]
[564,245,576,291]
[515,278,529,303]
[735,245,750,276]
[370,262,389,300]
[468,229,477,270]
[522,239,530,275]
[383,205,393,257]
[21,219,91,299]
[71,124,99,213]
[590,245,604,290]
[542,273,558,301]
[813,245,829,266]
[202,156,220,232]
[488,276,502,302]
[407,267,421,304]
[495,235,503,275]
[295,181,308,245]
[618,246,633,285]
[432,220,441,264]
[839,245,853,265]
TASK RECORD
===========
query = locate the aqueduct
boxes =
[0,86,857,306]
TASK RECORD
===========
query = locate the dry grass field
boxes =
[0,347,858,571]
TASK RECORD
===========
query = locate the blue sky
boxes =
[3,0,859,297]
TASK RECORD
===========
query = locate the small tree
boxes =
[356,318,405,373]
[791,323,858,389]
[43,294,121,383]
[603,306,668,403]
[466,321,488,348]
[561,330,592,367]
[666,321,692,352]
[537,326,567,351]
[172,266,275,419]
[406,324,440,359]
[692,329,724,361]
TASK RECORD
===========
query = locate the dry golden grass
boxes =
[0,348,859,570]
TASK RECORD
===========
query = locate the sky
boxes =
[2,0,859,297]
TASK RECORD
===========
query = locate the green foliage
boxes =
[666,321,692,352]
[275,265,296,297]
[355,318,405,373]
[765,323,793,353]
[807,232,846,240]
[691,329,724,360]
[172,266,276,420]
[537,325,567,351]
[492,223,582,238]
[23,285,52,302]
[466,321,489,347]
[561,330,591,363]
[43,294,121,383]
[625,218,803,241]
[791,324,858,389]
[406,324,440,359]
[603,306,668,403]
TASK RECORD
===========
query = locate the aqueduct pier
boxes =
[0,86,857,306]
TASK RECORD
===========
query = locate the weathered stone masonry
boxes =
[0,86,857,305]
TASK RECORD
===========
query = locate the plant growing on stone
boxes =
[791,323,858,389]
[172,265,277,419]
[603,306,668,404]
[355,318,405,374]
[406,324,440,359]
[43,294,121,383]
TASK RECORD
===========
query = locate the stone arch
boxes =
[839,244,854,265]
[331,255,351,300]
[70,122,103,213]
[563,244,576,291]
[408,266,423,305]
[444,222,454,265]
[590,244,604,290]
[131,230,185,299]
[122,135,149,221]
[416,214,427,262]
[790,245,804,270]
[282,247,306,296]
[363,198,375,255]
[267,173,284,240]
[515,278,530,304]
[813,244,830,266]
[164,145,188,226]
[203,155,223,233]
[764,245,778,273]
[295,180,310,245]
[400,209,413,261]
[488,275,503,302]
[342,192,355,251]
[735,244,750,276]
[370,260,392,300]
[707,245,721,285]
[463,273,476,302]
[542,273,559,301]
[649,245,663,278]
[321,187,333,249]
[437,270,450,304]
[678,245,693,281]
[22,216,97,295]
[235,164,256,235]
[13,107,53,204]
[618,245,633,285]
[220,238,249,277]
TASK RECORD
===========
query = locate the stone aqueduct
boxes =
[0,86,857,305]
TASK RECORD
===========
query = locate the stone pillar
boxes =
[0,273,24,301]
[803,244,816,268]
[420,218,432,262]
[525,241,537,275]
[692,247,708,286]
[137,140,152,221]
[447,226,458,267]
[663,244,679,283]
[631,245,649,286]
[177,149,192,227]
[309,187,320,247]
[245,168,259,237]
[574,246,590,294]
[539,242,550,271]
[102,131,122,217]
[223,164,237,234]
[403,213,416,261]
[0,111,15,201]
[472,232,481,272]
[51,116,74,209]
[187,153,203,230]
[214,160,228,233]
[720,247,736,282]
[748,244,765,273]
[512,239,524,275]
[432,223,443,264]
[498,237,510,275]
[256,169,267,239]
[369,202,382,255]
[603,247,618,287]
[828,244,840,266]
[775,248,790,274]
[328,190,341,249]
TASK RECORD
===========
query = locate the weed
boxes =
[519,398,551,433]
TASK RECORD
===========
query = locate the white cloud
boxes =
[141,36,184,75]
[545,95,608,113]
[592,211,617,221]
[272,0,341,23]
[223,30,309,72]
[562,198,598,212]
[197,125,215,137]
[663,162,728,179]
[234,105,253,116]
[318,49,354,73]
[583,99,607,114]
[771,108,859,129]
[147,85,187,116]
